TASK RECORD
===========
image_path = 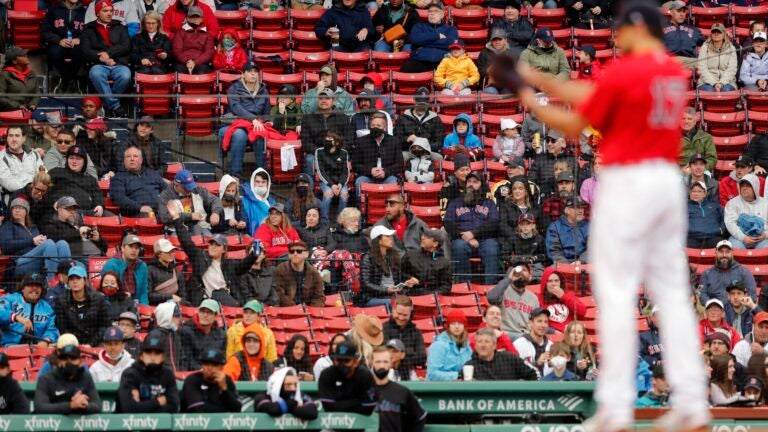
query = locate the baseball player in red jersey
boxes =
[516,2,709,432]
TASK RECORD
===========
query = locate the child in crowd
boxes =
[443,113,483,161]
[405,138,435,184]
[270,84,302,138]
[575,45,601,81]
[493,118,525,163]
[508,213,547,280]
[541,342,578,381]
[213,30,248,72]
[435,39,480,96]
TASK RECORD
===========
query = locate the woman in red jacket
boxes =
[537,267,587,333]
[213,29,247,72]
[254,205,301,261]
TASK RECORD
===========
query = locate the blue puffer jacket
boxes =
[101,258,149,305]
[545,216,589,263]
[226,79,271,122]
[0,292,59,346]
[687,198,724,240]
[662,23,703,58]
[443,113,482,150]
[408,22,458,64]
[0,220,39,256]
[314,2,376,52]
[426,331,472,381]
[740,51,768,86]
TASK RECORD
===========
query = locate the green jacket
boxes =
[0,67,40,111]
[269,101,302,134]
[519,44,571,80]
[636,390,668,408]
[681,127,717,171]
[301,86,356,116]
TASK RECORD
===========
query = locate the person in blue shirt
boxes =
[0,273,59,347]
[442,113,483,161]
[540,342,578,381]
[101,233,149,308]
[426,309,472,381]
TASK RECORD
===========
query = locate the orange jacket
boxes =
[223,322,273,381]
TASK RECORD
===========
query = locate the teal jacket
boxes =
[101,258,149,305]
[426,331,472,381]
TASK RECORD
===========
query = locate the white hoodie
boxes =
[724,173,768,242]
[219,174,239,221]
[89,350,134,383]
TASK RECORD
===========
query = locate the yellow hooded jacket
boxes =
[434,53,480,90]
[226,318,278,362]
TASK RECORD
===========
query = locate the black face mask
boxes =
[296,186,309,198]
[61,363,81,379]
[145,362,163,374]
[370,127,385,138]
[335,364,350,376]
[187,21,200,28]
[373,368,390,379]
[280,390,296,401]
[324,139,335,148]
[512,279,527,289]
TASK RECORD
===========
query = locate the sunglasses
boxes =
[289,249,306,254]
[56,139,74,144]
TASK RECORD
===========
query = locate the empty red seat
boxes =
[292,50,331,72]
[249,8,288,31]
[249,50,289,74]
[404,182,442,207]
[135,73,175,116]
[7,10,46,50]
[573,28,612,50]
[457,29,487,53]
[437,94,478,116]
[750,110,768,134]
[529,7,567,29]
[266,139,302,183]
[732,5,768,29]
[215,10,248,32]
[702,111,746,137]
[252,29,289,53]
[480,93,521,115]
[291,8,325,31]
[372,51,410,73]
[291,29,325,52]
[392,71,434,94]
[450,7,488,30]
[713,134,749,160]
[262,72,303,94]
[332,50,371,74]
[408,205,442,228]
[217,71,241,93]
[698,90,741,113]
[176,72,216,94]
[745,90,768,113]
[691,6,730,28]
[178,96,219,136]
[360,182,403,224]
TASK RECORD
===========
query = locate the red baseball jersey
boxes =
[577,50,688,166]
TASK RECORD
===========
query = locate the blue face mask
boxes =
[222,38,236,51]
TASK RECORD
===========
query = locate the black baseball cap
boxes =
[735,154,754,167]
[688,153,707,164]
[200,349,226,365]
[466,171,484,182]
[615,1,664,40]
[529,307,550,320]
[331,341,358,359]
[57,260,78,275]
[58,344,82,359]
[141,334,166,353]
[0,352,8,368]
[21,272,46,287]
[575,45,596,59]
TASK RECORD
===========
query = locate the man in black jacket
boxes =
[462,328,538,381]
[393,87,444,156]
[353,113,402,199]
[0,353,30,413]
[401,230,452,295]
[300,88,352,176]
[34,344,102,414]
[179,300,227,371]
[116,333,180,413]
[371,346,427,432]
[318,341,377,414]
[489,0,534,59]
[80,0,132,117]
[117,116,169,175]
[382,296,427,372]
[181,349,241,412]
[41,196,108,258]
[55,265,111,347]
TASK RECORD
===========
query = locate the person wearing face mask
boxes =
[393,87,444,157]
[171,6,215,74]
[462,328,537,381]
[353,113,402,199]
[487,264,540,340]
[242,168,275,235]
[256,367,318,419]
[116,334,180,413]
[317,341,377,414]
[34,344,102,414]
[519,27,571,81]
[371,346,427,432]
[285,173,323,228]
[0,352,30,413]
[540,342,578,381]
[181,349,242,412]
[213,29,247,72]
[149,301,184,370]
[89,327,135,382]
[315,132,350,223]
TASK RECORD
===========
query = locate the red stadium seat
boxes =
[702,111,746,137]
[215,10,248,32]
[249,50,290,74]
[291,29,325,52]
[217,71,241,93]
[480,93,521,115]
[713,134,749,160]
[404,182,443,207]
[457,29,487,53]
[745,89,768,113]
[698,90,741,113]
[733,248,768,265]
[249,9,287,31]
[437,94,478,116]
[715,159,735,180]
[178,96,219,136]
[450,7,488,30]
[7,10,46,50]
[372,51,410,73]
[266,139,302,183]
[750,110,768,134]
[573,28,612,50]
[486,160,507,182]
[332,50,371,74]
[360,182,403,224]
[408,205,442,228]
[687,247,716,265]
[691,6,730,28]
[392,71,434,94]
[291,50,331,72]
[252,29,289,53]
[135,73,175,116]
[732,5,768,29]
[0,109,31,124]
[291,8,326,30]
[261,72,303,95]
[176,72,216,94]
[529,7,567,29]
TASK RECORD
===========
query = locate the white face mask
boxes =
[105,351,124,361]
[363,83,375,92]
[254,186,268,197]
[550,356,567,370]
